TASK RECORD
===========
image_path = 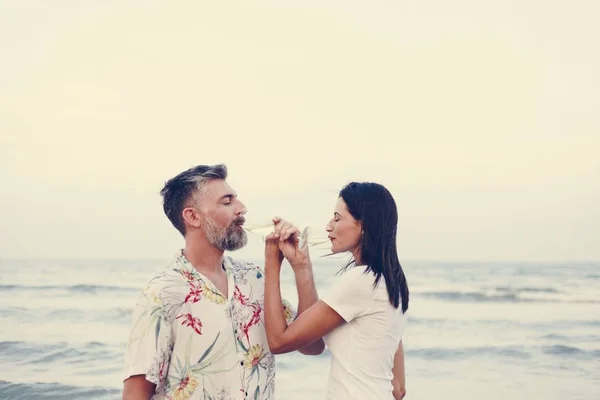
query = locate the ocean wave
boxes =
[494,286,559,294]
[529,319,600,329]
[405,345,600,360]
[0,341,122,366]
[0,307,133,324]
[417,291,520,302]
[416,289,598,303]
[0,380,119,400]
[542,345,600,358]
[540,333,569,340]
[275,349,332,370]
[407,317,600,332]
[406,346,531,360]
[0,284,139,294]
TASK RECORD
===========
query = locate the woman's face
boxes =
[325,198,362,259]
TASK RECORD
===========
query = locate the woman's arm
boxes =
[264,235,344,354]
[392,340,406,399]
[293,265,326,355]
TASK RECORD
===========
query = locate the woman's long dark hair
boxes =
[339,182,409,313]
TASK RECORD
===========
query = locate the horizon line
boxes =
[1,256,598,264]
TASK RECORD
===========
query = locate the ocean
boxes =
[1,257,599,400]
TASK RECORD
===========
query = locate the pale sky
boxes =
[1,1,598,261]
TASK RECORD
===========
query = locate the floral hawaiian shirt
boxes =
[123,251,295,400]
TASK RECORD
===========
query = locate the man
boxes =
[122,164,324,400]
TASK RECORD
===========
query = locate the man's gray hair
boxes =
[160,164,228,235]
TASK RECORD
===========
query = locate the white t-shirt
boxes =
[321,266,407,400]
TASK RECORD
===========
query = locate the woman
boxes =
[264,182,409,399]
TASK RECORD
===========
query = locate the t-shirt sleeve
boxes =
[282,297,297,325]
[321,267,374,322]
[122,282,173,388]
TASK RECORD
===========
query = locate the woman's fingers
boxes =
[280,225,301,242]
[272,220,299,241]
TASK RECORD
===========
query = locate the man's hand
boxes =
[271,217,311,270]
[264,232,284,267]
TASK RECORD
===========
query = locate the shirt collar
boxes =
[174,249,233,280]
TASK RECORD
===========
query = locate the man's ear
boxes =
[182,207,202,229]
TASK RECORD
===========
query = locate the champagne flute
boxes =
[242,219,332,253]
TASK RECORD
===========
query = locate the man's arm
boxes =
[293,265,326,355]
[270,218,325,355]
[122,375,156,400]
[267,217,325,355]
[392,340,406,400]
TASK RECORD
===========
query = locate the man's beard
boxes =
[204,216,248,251]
